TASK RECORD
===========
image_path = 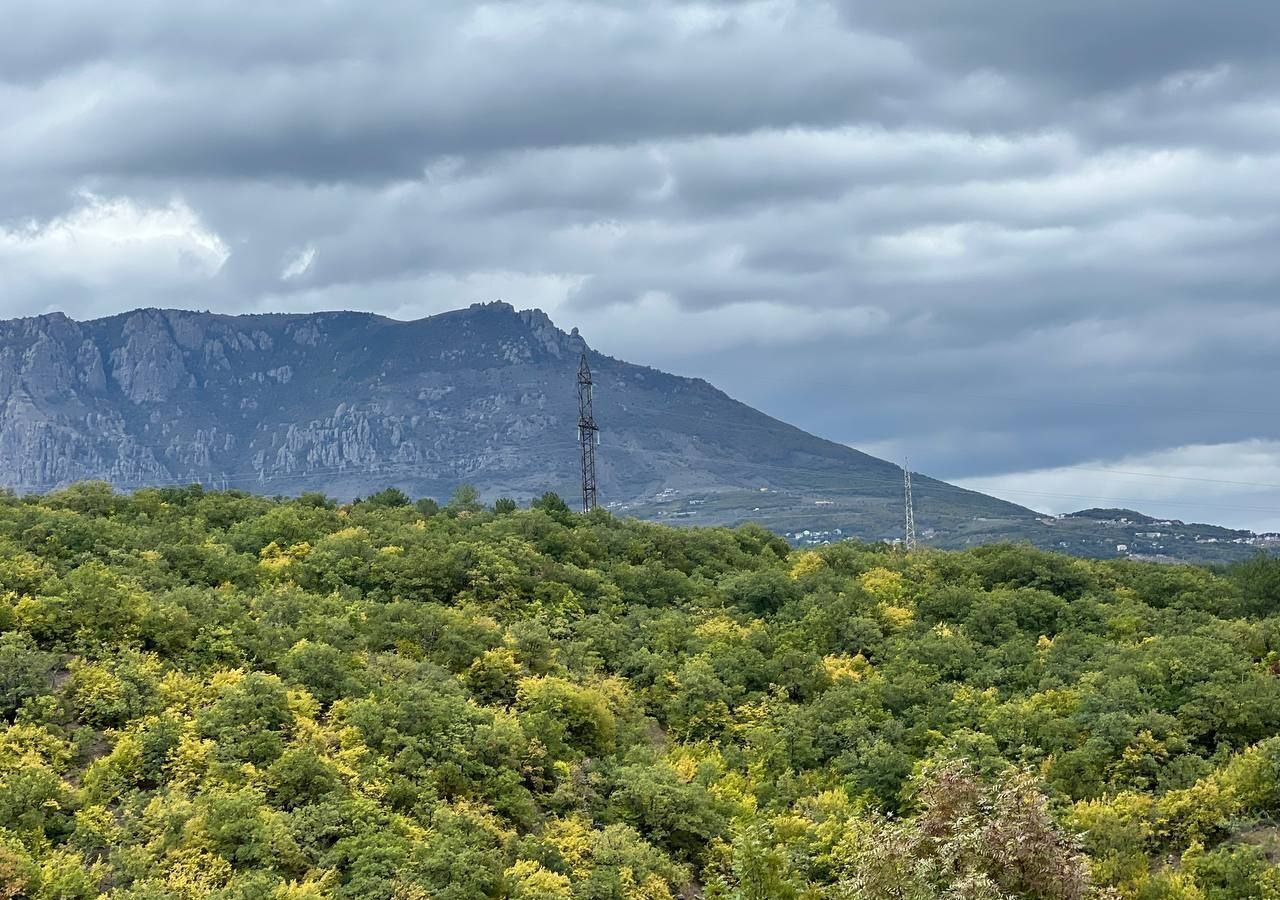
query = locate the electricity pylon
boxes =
[577,353,599,512]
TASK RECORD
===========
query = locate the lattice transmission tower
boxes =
[903,459,917,552]
[577,353,600,512]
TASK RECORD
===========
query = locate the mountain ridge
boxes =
[0,302,1034,545]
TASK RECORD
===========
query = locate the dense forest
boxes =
[5,484,1280,898]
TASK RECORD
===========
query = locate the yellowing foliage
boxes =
[878,603,915,629]
[161,849,234,898]
[823,653,873,682]
[858,566,906,602]
[789,551,825,580]
[694,615,757,643]
[505,859,573,899]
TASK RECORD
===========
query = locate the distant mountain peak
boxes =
[0,303,1030,544]
[462,299,520,318]
[1064,508,1159,524]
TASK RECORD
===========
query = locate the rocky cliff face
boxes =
[0,302,1032,540]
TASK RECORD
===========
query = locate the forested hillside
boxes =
[5,484,1280,898]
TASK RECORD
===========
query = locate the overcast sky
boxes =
[3,1,1280,528]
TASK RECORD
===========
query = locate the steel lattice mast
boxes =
[577,353,599,512]
[904,459,917,552]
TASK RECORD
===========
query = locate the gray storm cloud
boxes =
[2,0,1279,526]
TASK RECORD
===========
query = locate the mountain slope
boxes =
[0,302,1033,543]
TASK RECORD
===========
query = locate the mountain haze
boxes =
[0,303,1030,542]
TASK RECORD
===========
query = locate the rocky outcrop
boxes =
[110,310,191,403]
[0,303,604,497]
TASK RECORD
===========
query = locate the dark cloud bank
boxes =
[3,0,1280,527]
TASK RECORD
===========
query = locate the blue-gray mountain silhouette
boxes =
[0,301,1032,543]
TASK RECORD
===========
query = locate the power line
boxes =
[7,385,1280,523]
[11,446,1280,524]
[13,387,1271,502]
[620,449,1280,520]
[903,459,916,552]
[607,398,1280,509]
[1045,466,1280,492]
[8,420,1280,521]
[615,398,1280,494]
[956,486,1280,518]
[883,386,1278,420]
[12,436,1280,520]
